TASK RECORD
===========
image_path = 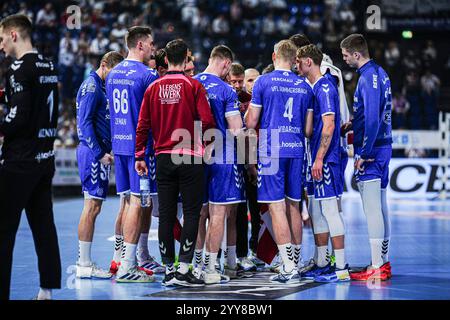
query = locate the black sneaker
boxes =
[162,272,177,286]
[174,270,205,287]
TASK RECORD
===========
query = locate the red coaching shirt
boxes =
[135,71,216,159]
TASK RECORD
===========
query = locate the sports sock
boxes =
[334,249,346,270]
[37,288,52,300]
[317,245,328,267]
[137,233,150,262]
[313,246,318,263]
[293,244,302,266]
[166,263,175,275]
[205,251,218,271]
[178,262,189,275]
[113,235,123,262]
[194,249,203,267]
[226,246,237,269]
[121,242,137,270]
[381,189,390,263]
[369,239,384,268]
[78,241,92,267]
[277,243,296,273]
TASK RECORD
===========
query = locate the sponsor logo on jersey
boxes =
[38,128,57,138]
[372,74,378,89]
[39,75,58,84]
[159,83,182,104]
[9,75,23,93]
[11,61,23,71]
[5,106,17,123]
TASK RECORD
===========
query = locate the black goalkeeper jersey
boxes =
[0,51,59,163]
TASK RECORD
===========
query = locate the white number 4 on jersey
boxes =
[283,97,293,122]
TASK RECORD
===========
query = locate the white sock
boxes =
[137,233,150,262]
[313,245,318,263]
[78,241,92,267]
[334,249,346,270]
[113,235,123,262]
[369,238,384,268]
[382,238,390,263]
[166,263,175,275]
[226,246,237,269]
[178,262,189,275]
[317,245,328,267]
[205,251,218,271]
[293,244,302,266]
[37,287,52,300]
[194,249,203,267]
[121,242,137,270]
[277,243,296,273]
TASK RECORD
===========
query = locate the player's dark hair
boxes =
[125,26,152,49]
[155,48,168,69]
[165,39,188,65]
[340,33,369,57]
[262,64,274,74]
[297,44,323,66]
[101,51,124,69]
[230,63,245,76]
[0,14,32,40]
[289,34,311,49]
[210,45,234,62]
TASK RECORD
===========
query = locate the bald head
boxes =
[244,68,260,94]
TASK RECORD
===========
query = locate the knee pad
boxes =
[360,180,385,239]
[320,198,345,238]
[310,197,329,235]
[381,188,390,239]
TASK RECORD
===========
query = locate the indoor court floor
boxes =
[9,195,450,300]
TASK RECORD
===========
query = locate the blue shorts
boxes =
[305,164,314,197]
[77,145,110,200]
[354,145,392,189]
[115,154,157,196]
[208,163,246,204]
[313,162,341,200]
[337,148,349,197]
[257,157,303,203]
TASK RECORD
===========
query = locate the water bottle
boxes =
[140,175,151,208]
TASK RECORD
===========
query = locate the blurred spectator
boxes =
[36,2,57,27]
[403,50,422,72]
[385,41,401,68]
[277,13,293,37]
[262,12,276,35]
[305,14,323,44]
[90,32,110,57]
[212,14,230,36]
[421,70,441,129]
[392,92,410,129]
[111,23,128,41]
[230,0,243,23]
[403,71,422,129]
[339,3,355,22]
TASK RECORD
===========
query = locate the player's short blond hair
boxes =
[274,40,297,63]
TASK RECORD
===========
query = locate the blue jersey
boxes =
[353,60,392,159]
[76,71,111,161]
[309,76,341,164]
[251,69,313,158]
[194,72,240,162]
[106,59,158,156]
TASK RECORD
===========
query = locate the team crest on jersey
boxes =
[126,69,137,77]
[9,75,23,93]
[283,71,289,76]
[204,83,218,90]
[11,60,23,71]
[383,111,392,125]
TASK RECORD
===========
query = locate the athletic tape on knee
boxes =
[320,198,345,237]
[360,180,385,239]
[310,197,330,235]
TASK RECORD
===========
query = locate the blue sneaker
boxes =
[314,264,351,283]
[300,263,333,280]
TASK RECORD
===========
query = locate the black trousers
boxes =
[156,154,204,264]
[0,159,61,300]
[236,170,261,258]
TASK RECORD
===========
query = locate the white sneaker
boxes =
[249,251,266,267]
[269,254,283,273]
[193,266,204,280]
[269,266,300,284]
[138,257,165,274]
[204,269,222,284]
[239,257,257,272]
[76,262,112,279]
[116,266,155,283]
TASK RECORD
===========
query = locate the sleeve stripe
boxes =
[321,112,335,116]
[251,103,262,108]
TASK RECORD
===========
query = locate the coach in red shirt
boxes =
[135,39,215,286]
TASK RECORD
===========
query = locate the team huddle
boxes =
[75,26,393,287]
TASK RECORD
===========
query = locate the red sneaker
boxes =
[350,263,390,281]
[109,260,120,275]
[138,266,154,276]
[380,262,392,279]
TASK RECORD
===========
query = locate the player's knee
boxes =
[320,198,344,237]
